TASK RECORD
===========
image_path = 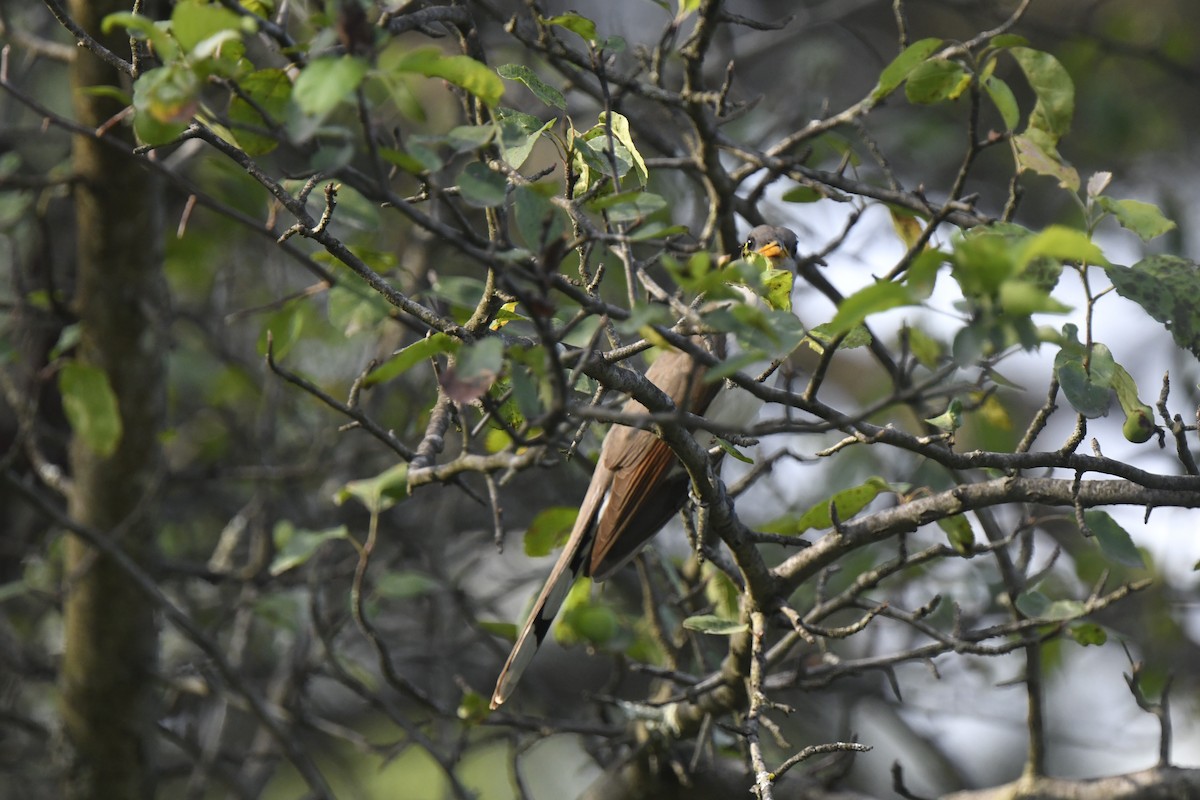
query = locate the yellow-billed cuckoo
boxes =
[490,225,799,708]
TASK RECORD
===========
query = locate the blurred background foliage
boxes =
[3,0,1200,798]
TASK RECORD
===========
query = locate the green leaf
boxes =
[1095,196,1176,242]
[703,562,740,620]
[496,63,566,109]
[238,0,274,17]
[726,305,807,362]
[759,268,794,313]
[256,302,306,359]
[1015,590,1086,622]
[373,570,440,599]
[543,12,597,42]
[713,437,753,464]
[443,122,496,153]
[430,275,488,310]
[1053,341,1116,418]
[1011,47,1074,141]
[827,280,912,335]
[764,477,901,535]
[803,323,872,355]
[457,689,490,723]
[1083,510,1145,568]
[988,34,1029,50]
[0,581,30,604]
[269,522,348,575]
[904,59,971,105]
[132,65,198,144]
[509,355,544,420]
[937,513,974,555]
[681,614,748,635]
[780,185,826,203]
[479,620,518,640]
[871,37,944,101]
[524,506,578,557]
[496,110,556,169]
[102,12,178,61]
[367,333,458,387]
[982,74,1019,130]
[171,0,243,54]
[327,284,392,336]
[228,68,290,155]
[557,579,616,646]
[386,47,504,107]
[1110,363,1155,443]
[1106,255,1200,361]
[628,222,689,242]
[379,145,440,175]
[906,325,944,369]
[951,231,1017,298]
[59,362,123,458]
[1108,362,1145,418]
[50,323,82,360]
[456,337,504,381]
[292,56,368,116]
[1066,621,1107,646]
[333,462,410,513]
[925,398,964,433]
[587,190,666,223]
[998,280,1072,315]
[457,162,508,207]
[513,184,565,249]
[1017,225,1107,269]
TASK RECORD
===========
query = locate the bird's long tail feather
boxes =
[489,517,595,709]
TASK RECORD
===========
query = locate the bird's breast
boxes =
[694,380,762,449]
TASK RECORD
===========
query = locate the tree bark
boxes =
[59,2,166,798]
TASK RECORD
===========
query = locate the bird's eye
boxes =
[742,240,752,253]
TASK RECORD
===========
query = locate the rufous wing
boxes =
[490,345,719,707]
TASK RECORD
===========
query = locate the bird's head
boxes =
[742,225,799,271]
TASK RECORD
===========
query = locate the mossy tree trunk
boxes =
[60,1,166,798]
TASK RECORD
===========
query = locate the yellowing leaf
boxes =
[1011,131,1080,192]
[1095,196,1176,242]
[890,207,927,251]
[542,12,597,42]
[977,393,1012,430]
[905,59,971,104]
